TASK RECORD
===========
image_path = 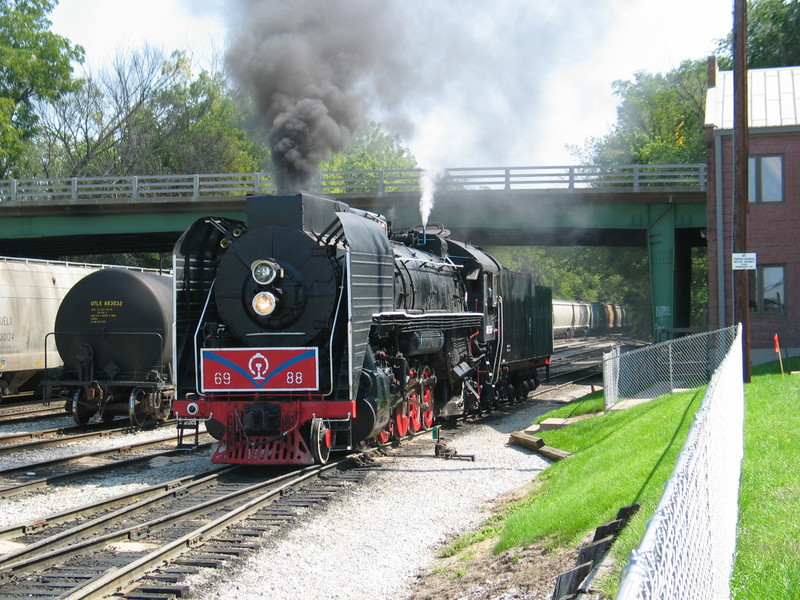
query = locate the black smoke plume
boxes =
[226,0,407,193]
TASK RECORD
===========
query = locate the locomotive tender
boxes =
[172,192,553,465]
[42,268,174,426]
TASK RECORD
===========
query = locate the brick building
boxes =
[705,58,800,363]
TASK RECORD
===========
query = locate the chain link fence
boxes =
[603,327,738,410]
[615,325,744,599]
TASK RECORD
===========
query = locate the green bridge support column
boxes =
[647,205,677,336]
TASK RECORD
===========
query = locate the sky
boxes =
[49,0,734,169]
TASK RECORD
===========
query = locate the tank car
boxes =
[172,192,553,465]
[0,257,99,399]
[42,268,174,426]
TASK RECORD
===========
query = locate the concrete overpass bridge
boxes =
[0,164,707,333]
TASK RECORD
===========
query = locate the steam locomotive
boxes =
[42,268,174,426]
[172,192,553,465]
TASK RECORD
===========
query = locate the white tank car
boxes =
[0,257,99,398]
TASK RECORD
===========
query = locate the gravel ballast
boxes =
[185,398,565,600]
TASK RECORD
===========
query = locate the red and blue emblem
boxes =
[200,347,318,392]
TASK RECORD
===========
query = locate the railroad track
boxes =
[0,420,175,453]
[0,405,67,425]
[0,455,375,600]
[0,432,214,498]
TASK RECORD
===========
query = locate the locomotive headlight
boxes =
[251,259,279,285]
[252,291,278,316]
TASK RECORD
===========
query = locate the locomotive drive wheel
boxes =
[376,420,393,445]
[419,366,435,429]
[407,397,421,434]
[310,418,331,465]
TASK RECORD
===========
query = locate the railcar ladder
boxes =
[176,419,201,449]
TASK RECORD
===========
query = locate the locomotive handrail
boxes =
[0,164,706,204]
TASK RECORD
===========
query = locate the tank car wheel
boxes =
[129,388,148,427]
[72,391,94,426]
[310,418,331,465]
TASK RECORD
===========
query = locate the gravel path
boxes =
[184,398,567,600]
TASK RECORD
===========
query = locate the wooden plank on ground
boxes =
[551,561,593,600]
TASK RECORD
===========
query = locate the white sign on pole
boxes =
[732,252,757,270]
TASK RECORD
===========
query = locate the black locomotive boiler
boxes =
[43,268,174,426]
[172,192,553,465]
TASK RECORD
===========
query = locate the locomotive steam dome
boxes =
[214,226,338,346]
[54,269,173,375]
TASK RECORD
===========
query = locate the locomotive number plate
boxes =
[200,347,319,392]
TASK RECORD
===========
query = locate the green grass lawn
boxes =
[730,359,800,599]
[445,356,800,598]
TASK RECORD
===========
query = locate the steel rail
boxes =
[0,441,214,499]
[0,467,237,570]
[0,466,231,541]
[0,461,341,600]
[0,406,65,424]
[0,420,174,453]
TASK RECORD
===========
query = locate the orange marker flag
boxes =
[774,334,785,376]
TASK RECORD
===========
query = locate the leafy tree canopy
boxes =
[575,59,708,165]
[0,0,83,177]
[323,121,417,172]
[21,48,266,178]
[717,0,800,68]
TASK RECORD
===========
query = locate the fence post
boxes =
[669,344,674,393]
[10,179,16,203]
[132,176,139,200]
[71,177,78,202]
[192,175,200,199]
[634,164,641,190]
[505,168,511,190]
[378,170,385,196]
[254,172,261,195]
[568,166,575,189]
[603,347,620,411]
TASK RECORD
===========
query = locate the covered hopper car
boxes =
[0,257,100,399]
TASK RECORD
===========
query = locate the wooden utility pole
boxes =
[733,0,751,382]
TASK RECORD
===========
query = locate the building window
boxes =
[749,265,786,313]
[748,155,783,203]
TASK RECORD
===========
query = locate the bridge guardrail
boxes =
[0,164,706,204]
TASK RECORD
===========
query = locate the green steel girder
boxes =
[0,190,707,337]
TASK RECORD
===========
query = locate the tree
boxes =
[0,0,84,177]
[23,47,265,177]
[716,0,800,68]
[320,122,418,193]
[577,59,708,165]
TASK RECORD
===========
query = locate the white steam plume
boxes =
[419,169,442,230]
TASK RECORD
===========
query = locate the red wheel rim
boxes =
[408,396,421,433]
[421,386,434,428]
[393,410,409,439]
[377,420,393,444]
